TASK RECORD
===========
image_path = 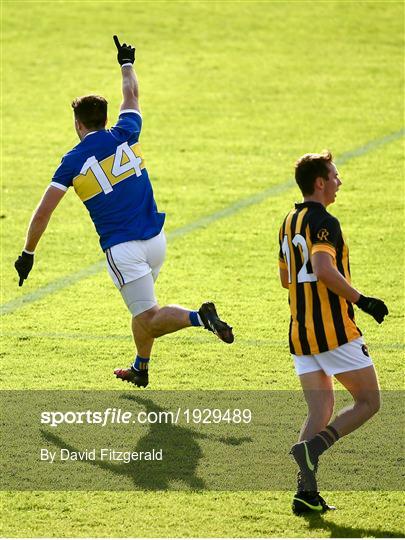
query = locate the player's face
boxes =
[324,162,342,206]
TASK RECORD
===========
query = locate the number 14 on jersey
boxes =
[80,142,142,195]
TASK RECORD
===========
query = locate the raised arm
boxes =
[113,35,139,112]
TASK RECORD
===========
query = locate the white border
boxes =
[120,108,142,118]
[50,182,68,192]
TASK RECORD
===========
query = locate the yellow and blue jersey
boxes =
[50,110,165,251]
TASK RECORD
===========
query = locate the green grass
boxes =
[1,0,404,537]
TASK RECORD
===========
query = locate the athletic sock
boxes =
[189,311,203,327]
[132,355,149,371]
[307,424,340,461]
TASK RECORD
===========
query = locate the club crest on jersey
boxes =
[317,228,330,241]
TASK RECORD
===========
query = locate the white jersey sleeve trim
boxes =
[120,109,142,118]
[50,182,69,192]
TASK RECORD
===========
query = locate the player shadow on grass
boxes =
[41,394,252,491]
[301,512,403,538]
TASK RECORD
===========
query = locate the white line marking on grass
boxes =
[2,128,404,316]
[3,331,404,351]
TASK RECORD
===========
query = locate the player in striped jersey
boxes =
[279,151,388,515]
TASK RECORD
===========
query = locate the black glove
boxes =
[113,35,135,66]
[15,251,34,287]
[355,294,388,324]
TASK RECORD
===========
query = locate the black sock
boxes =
[307,424,340,461]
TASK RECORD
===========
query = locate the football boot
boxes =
[198,302,234,343]
[292,491,336,515]
[114,366,149,388]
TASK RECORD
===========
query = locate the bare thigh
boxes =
[300,370,334,405]
[334,365,380,409]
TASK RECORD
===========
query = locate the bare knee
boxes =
[144,314,164,338]
[367,391,381,417]
[133,307,159,337]
[148,320,162,338]
[357,391,381,419]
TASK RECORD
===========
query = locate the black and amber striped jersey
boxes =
[278,201,361,355]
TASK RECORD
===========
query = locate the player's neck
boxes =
[79,129,97,141]
[303,194,327,207]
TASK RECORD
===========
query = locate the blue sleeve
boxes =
[109,110,142,142]
[50,154,74,191]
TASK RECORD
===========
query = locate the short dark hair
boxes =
[71,95,107,130]
[295,151,333,195]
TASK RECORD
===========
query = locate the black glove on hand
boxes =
[15,251,34,287]
[355,294,388,324]
[113,35,135,65]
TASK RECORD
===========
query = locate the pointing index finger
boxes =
[113,35,121,50]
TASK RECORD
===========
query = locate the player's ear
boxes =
[75,117,84,131]
[314,176,325,191]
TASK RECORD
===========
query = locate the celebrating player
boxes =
[278,151,388,514]
[14,36,234,388]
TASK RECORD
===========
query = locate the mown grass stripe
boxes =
[2,127,404,316]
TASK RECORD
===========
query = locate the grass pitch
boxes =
[1,0,404,537]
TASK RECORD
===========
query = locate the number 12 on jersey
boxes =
[80,142,142,195]
[282,234,317,283]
